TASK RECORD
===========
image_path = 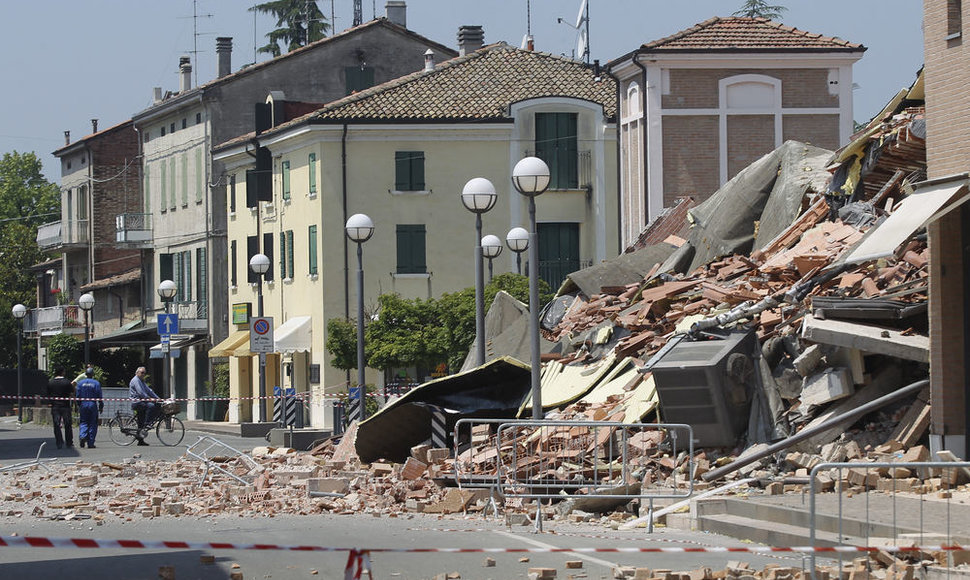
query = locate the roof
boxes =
[216,44,616,150]
[133,18,457,121]
[639,16,864,53]
[52,119,134,157]
[80,268,142,292]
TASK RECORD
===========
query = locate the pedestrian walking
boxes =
[129,366,159,446]
[46,367,74,449]
[75,367,103,448]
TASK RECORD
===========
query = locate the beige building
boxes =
[213,44,618,427]
[608,17,865,248]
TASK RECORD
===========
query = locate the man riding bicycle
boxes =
[129,366,159,446]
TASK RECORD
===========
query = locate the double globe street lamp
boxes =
[248,253,271,422]
[511,157,551,419]
[345,213,375,422]
[461,177,498,367]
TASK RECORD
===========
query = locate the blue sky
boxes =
[0,1,923,182]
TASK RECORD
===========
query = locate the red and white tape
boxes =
[1,535,966,555]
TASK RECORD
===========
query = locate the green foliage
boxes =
[326,317,359,371]
[334,383,379,422]
[93,347,143,387]
[324,273,556,377]
[733,0,787,19]
[46,334,82,377]
[0,152,60,368]
[206,362,230,398]
[250,0,329,57]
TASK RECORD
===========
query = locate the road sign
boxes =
[250,316,274,353]
[157,313,179,336]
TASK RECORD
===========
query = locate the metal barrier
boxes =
[495,420,693,531]
[809,460,970,579]
[452,418,512,518]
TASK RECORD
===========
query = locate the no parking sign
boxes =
[250,317,274,353]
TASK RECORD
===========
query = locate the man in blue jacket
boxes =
[75,367,103,448]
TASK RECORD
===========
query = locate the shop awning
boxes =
[208,330,250,358]
[89,321,158,346]
[845,181,969,264]
[275,316,312,354]
[149,334,206,359]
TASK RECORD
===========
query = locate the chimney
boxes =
[64,131,70,146]
[423,49,435,72]
[385,1,406,27]
[216,37,233,78]
[457,25,484,56]
[179,56,192,93]
[91,119,98,134]
[153,87,163,103]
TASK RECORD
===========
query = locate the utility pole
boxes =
[353,0,362,26]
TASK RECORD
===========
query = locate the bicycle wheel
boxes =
[156,415,185,446]
[108,415,137,446]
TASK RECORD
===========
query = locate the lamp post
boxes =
[156,280,177,400]
[511,156,550,419]
[345,214,374,422]
[481,234,503,282]
[506,227,529,275]
[78,292,95,366]
[461,178,498,367]
[248,254,270,422]
[12,303,26,423]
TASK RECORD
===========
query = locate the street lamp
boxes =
[506,227,529,275]
[248,253,270,422]
[481,234,503,282]
[345,213,374,422]
[461,177,498,367]
[78,292,95,366]
[511,156,550,419]
[156,280,177,400]
[12,303,26,424]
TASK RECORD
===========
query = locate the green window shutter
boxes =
[159,163,166,212]
[263,232,274,281]
[197,247,207,308]
[412,152,425,191]
[159,253,174,283]
[229,173,236,213]
[535,113,578,189]
[169,158,176,210]
[247,236,259,284]
[230,240,237,287]
[144,165,151,213]
[183,250,192,302]
[308,153,316,194]
[394,151,425,191]
[308,225,318,275]
[286,230,294,279]
[282,160,290,200]
[396,224,426,274]
[279,232,287,279]
[344,66,375,95]
[181,153,189,205]
[195,148,204,202]
[173,252,182,300]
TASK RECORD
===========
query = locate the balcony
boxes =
[22,305,86,338]
[36,219,89,250]
[170,300,208,332]
[116,213,153,246]
[523,150,593,192]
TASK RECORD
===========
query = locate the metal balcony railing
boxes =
[169,300,208,331]
[523,149,592,192]
[22,305,85,337]
[36,221,62,248]
[36,220,89,249]
[115,213,153,243]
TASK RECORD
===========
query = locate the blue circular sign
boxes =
[253,319,270,334]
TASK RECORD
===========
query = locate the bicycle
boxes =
[108,400,185,446]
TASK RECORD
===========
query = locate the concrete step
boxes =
[694,511,860,547]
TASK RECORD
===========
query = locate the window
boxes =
[308,225,318,275]
[159,253,174,286]
[537,222,580,290]
[160,162,167,213]
[949,0,963,37]
[281,160,291,200]
[195,148,204,203]
[246,236,258,284]
[308,153,317,195]
[396,224,426,274]
[229,173,236,213]
[394,151,425,191]
[280,230,293,279]
[144,132,150,143]
[144,166,151,213]
[195,112,202,124]
[181,152,189,206]
[169,158,176,210]
[279,231,287,278]
[262,232,274,281]
[535,112,578,189]
[173,250,192,301]
[170,122,176,134]
[161,126,166,137]
[196,247,207,312]
[345,66,375,95]
[230,240,237,286]
[181,118,187,129]
[77,186,88,220]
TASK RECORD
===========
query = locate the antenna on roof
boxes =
[179,0,213,85]
[353,0,362,26]
[557,0,590,64]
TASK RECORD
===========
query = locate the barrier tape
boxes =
[0,392,392,403]
[0,535,966,555]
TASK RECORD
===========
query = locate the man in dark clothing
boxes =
[75,367,103,448]
[47,367,74,449]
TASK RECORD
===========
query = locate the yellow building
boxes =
[212,44,618,428]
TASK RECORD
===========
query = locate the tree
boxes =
[250,0,329,57]
[365,294,447,372]
[325,317,358,371]
[733,0,787,19]
[0,152,60,368]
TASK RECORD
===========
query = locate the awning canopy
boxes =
[845,180,969,264]
[89,322,158,346]
[149,334,206,358]
[208,330,250,358]
[275,316,312,354]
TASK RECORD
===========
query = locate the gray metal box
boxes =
[650,330,757,447]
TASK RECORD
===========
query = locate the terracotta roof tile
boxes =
[641,17,864,52]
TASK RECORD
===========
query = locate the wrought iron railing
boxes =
[523,149,592,191]
[115,213,153,243]
[22,305,85,336]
